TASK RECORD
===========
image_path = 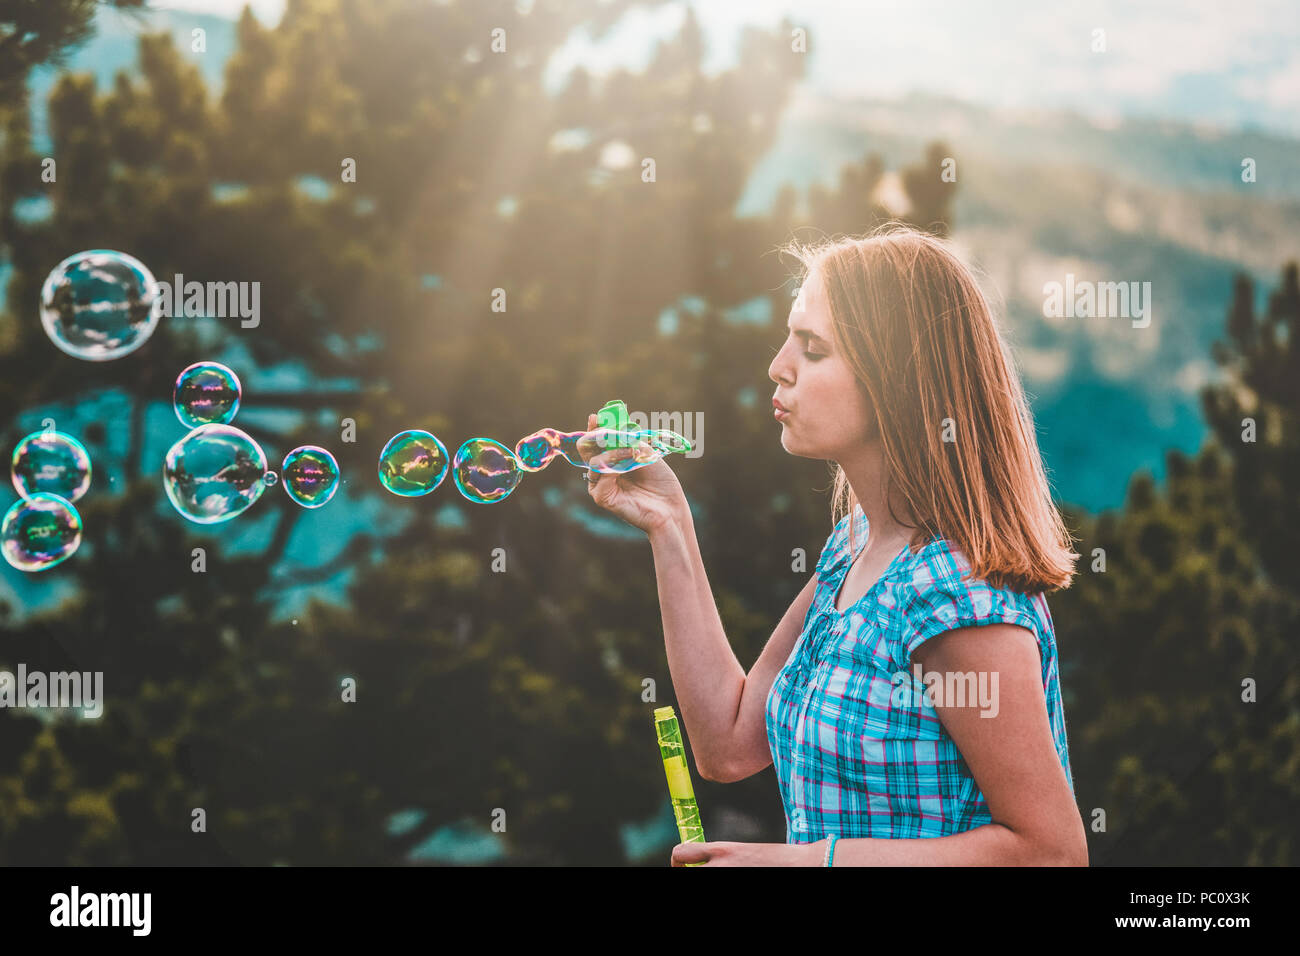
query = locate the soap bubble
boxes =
[173,361,242,427]
[281,445,339,508]
[11,430,92,502]
[162,423,268,524]
[514,426,692,475]
[514,428,587,471]
[1,493,82,572]
[39,249,161,361]
[514,428,557,470]
[378,430,448,497]
[578,429,667,474]
[453,438,523,503]
[262,471,279,486]
[513,432,545,471]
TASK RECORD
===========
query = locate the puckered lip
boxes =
[773,397,791,413]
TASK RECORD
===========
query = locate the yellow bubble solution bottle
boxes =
[654,705,705,865]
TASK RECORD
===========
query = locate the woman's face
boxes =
[767,269,875,460]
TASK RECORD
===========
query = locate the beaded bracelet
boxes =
[823,833,838,867]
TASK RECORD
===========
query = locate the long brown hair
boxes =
[780,222,1079,594]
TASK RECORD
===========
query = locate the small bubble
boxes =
[281,446,339,508]
[11,430,92,502]
[453,438,523,504]
[378,430,448,496]
[1,493,82,572]
[173,361,242,427]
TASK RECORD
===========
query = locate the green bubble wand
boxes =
[654,705,706,866]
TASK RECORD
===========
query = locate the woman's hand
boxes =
[581,412,689,535]
[670,841,825,866]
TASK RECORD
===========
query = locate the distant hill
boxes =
[740,88,1300,511]
[741,88,1300,209]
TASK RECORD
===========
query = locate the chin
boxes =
[777,430,815,459]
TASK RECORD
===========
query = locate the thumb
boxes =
[672,841,711,866]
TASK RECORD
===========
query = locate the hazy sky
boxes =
[150,0,1300,137]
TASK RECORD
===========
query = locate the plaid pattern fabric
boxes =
[765,505,1075,842]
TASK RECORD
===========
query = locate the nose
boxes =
[769,338,795,386]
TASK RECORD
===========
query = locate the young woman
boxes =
[582,223,1087,866]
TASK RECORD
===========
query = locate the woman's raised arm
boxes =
[646,512,817,782]
[581,410,817,782]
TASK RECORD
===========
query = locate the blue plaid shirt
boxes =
[765,505,1075,842]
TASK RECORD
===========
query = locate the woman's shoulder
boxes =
[895,533,1040,596]
[884,534,1051,658]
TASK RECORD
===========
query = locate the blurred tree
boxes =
[4,0,1291,868]
[1,0,957,864]
[0,1,145,243]
[0,0,146,90]
[1203,265,1300,592]
[1051,263,1299,865]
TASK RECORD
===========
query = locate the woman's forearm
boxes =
[818,822,1084,866]
[646,509,747,780]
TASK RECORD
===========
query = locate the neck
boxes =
[839,442,913,548]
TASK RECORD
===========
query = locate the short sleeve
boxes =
[899,543,1042,663]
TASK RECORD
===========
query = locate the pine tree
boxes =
[1051,263,1300,865]
[1,0,956,863]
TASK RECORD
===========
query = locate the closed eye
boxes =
[773,329,829,360]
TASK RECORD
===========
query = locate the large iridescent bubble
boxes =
[1,493,82,572]
[39,249,161,361]
[11,430,92,502]
[162,423,269,524]
[378,430,448,497]
[282,445,340,508]
[581,429,683,474]
[514,426,691,474]
[174,361,242,427]
[453,438,523,503]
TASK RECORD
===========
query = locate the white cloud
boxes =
[1235,57,1300,112]
[170,0,1300,137]
[693,0,1300,137]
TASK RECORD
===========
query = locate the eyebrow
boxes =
[787,324,829,345]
